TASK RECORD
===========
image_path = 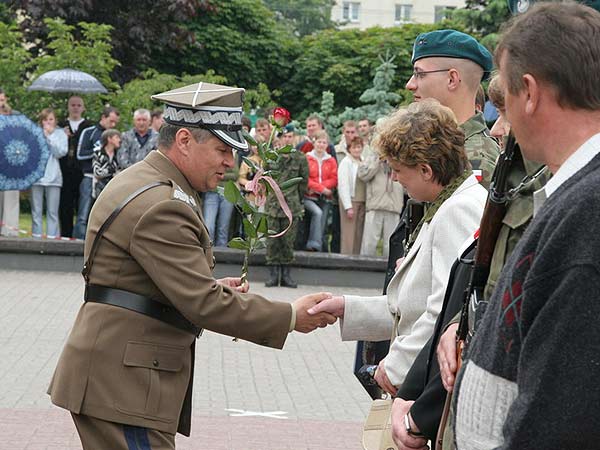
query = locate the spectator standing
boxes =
[358,130,404,257]
[338,136,364,254]
[202,160,238,247]
[335,120,359,163]
[58,96,94,238]
[117,109,158,170]
[0,88,20,237]
[75,107,120,240]
[358,118,373,142]
[264,125,309,288]
[150,109,163,133]
[92,129,121,199]
[31,108,68,238]
[304,131,337,251]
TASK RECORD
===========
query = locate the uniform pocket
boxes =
[116,341,187,422]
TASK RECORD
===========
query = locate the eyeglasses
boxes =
[411,69,451,80]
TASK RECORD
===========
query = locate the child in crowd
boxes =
[304,130,337,251]
[31,108,68,238]
[92,129,121,199]
[337,136,364,254]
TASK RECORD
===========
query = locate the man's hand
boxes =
[322,188,332,198]
[293,292,337,333]
[437,322,459,392]
[217,277,249,293]
[346,208,354,219]
[374,358,397,396]
[306,295,345,317]
[391,399,429,450]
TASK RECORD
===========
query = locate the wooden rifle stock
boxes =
[435,134,519,450]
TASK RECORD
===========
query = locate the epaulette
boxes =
[171,183,197,208]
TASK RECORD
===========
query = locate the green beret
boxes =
[411,29,493,80]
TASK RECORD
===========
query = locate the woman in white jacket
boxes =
[309,99,487,393]
[31,108,68,238]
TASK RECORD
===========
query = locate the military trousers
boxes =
[266,217,299,265]
[72,413,175,450]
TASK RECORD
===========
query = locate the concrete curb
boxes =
[0,237,388,288]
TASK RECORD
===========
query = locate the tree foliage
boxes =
[6,0,210,83]
[281,23,443,118]
[448,0,511,38]
[172,0,300,96]
[264,0,336,36]
[0,23,32,106]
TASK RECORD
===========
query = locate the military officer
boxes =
[48,82,336,450]
[264,124,309,288]
[407,29,499,189]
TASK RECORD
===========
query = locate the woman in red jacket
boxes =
[304,130,338,251]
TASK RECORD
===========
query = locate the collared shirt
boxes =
[135,130,150,147]
[533,132,600,214]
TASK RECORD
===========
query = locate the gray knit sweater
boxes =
[453,153,600,450]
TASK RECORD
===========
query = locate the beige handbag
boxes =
[362,314,400,450]
[362,398,398,450]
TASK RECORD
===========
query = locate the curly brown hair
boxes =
[373,99,470,186]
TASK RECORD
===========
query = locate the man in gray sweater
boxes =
[450,4,600,449]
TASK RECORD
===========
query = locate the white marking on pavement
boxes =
[225,408,289,419]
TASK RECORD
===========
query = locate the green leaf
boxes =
[223,181,242,204]
[253,239,267,250]
[243,218,257,238]
[243,131,258,147]
[279,177,304,190]
[265,149,279,161]
[257,216,269,235]
[228,237,249,250]
[277,144,294,154]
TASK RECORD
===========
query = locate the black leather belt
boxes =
[84,284,202,337]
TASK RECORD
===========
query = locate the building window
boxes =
[342,1,360,22]
[434,5,456,22]
[395,4,413,23]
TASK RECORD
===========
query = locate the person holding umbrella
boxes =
[31,108,68,238]
[0,88,22,237]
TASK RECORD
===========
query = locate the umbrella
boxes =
[27,68,108,94]
[0,114,50,191]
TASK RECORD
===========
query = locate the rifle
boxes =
[435,133,518,450]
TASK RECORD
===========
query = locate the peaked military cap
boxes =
[411,29,493,80]
[151,82,248,150]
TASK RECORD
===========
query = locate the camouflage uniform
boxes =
[461,111,500,191]
[265,151,309,265]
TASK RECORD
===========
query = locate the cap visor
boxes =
[210,129,248,151]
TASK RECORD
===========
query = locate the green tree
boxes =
[17,18,119,121]
[6,0,210,83]
[264,0,336,36]
[172,0,300,97]
[0,23,32,108]
[281,23,442,118]
[448,0,511,37]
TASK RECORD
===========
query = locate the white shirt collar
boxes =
[533,133,600,215]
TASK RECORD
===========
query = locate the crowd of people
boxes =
[7,2,600,449]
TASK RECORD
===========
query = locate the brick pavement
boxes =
[0,270,380,449]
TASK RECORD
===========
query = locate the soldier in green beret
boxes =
[264,125,309,288]
[407,29,499,189]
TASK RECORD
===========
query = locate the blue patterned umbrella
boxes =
[0,114,49,191]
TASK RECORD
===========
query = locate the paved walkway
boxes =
[0,270,381,449]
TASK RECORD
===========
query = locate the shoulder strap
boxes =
[82,181,171,283]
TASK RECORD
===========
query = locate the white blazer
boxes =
[340,174,487,387]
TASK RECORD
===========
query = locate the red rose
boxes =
[272,107,291,127]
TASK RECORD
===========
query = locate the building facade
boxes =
[331,0,466,29]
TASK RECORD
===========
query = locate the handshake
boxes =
[292,293,346,333]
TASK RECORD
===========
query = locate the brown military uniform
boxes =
[48,150,291,437]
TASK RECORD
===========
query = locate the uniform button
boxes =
[153,359,159,367]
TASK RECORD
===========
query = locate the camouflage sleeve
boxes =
[464,133,500,191]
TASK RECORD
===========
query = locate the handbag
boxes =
[362,314,401,450]
[362,398,398,450]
